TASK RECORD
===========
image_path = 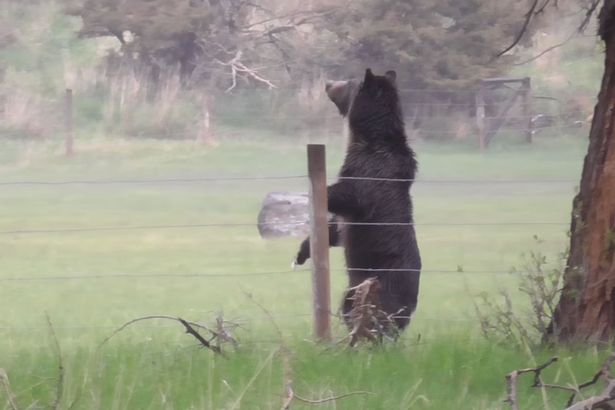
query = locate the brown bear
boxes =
[294,69,421,330]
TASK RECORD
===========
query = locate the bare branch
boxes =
[241,7,334,31]
[505,357,558,409]
[100,315,215,347]
[579,0,601,33]
[342,278,400,347]
[215,312,239,350]
[99,314,231,357]
[216,50,276,92]
[514,31,576,66]
[495,0,542,58]
[294,391,376,404]
[281,384,294,410]
[566,353,615,408]
[505,353,615,409]
[178,318,225,356]
[566,380,615,410]
[536,0,554,15]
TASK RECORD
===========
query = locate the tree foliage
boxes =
[65,0,539,91]
[318,0,534,89]
[66,0,335,90]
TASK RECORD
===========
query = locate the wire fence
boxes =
[0,176,577,185]
[0,171,575,335]
[0,174,574,236]
[0,267,531,282]
[0,174,572,235]
[0,314,475,336]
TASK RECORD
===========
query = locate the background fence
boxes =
[2,82,593,153]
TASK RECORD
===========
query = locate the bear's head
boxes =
[325,79,360,117]
[325,69,398,117]
[326,69,404,143]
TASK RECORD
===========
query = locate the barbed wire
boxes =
[333,221,567,227]
[0,175,577,186]
[0,175,308,186]
[0,319,475,334]
[337,176,576,183]
[0,313,475,334]
[0,219,569,236]
[70,124,586,140]
[214,113,570,120]
[0,270,308,281]
[0,221,304,235]
[0,267,523,282]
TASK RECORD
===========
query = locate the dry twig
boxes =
[177,318,225,357]
[505,353,615,410]
[340,278,399,347]
[216,50,276,93]
[294,391,375,405]
[495,0,541,58]
[565,353,615,410]
[99,315,236,357]
[505,357,559,410]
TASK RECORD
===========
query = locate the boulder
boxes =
[257,192,310,238]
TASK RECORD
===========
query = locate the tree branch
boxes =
[505,357,558,409]
[495,0,542,58]
[505,353,615,409]
[514,31,576,66]
[178,318,225,357]
[99,315,228,357]
[294,391,376,405]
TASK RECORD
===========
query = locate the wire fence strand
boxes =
[0,175,578,186]
[0,220,570,235]
[0,267,530,282]
[0,175,308,186]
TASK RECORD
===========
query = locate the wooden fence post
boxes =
[307,144,331,341]
[522,77,533,143]
[65,89,74,157]
[475,82,486,151]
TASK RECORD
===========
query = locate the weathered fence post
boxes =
[475,81,486,151]
[307,144,331,341]
[65,89,74,157]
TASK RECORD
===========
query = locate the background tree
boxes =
[65,0,336,90]
[317,0,533,90]
[65,0,538,92]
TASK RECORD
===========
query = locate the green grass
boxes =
[0,131,602,409]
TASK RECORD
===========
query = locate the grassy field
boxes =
[0,131,606,409]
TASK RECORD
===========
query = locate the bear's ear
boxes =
[385,70,397,85]
[363,68,375,85]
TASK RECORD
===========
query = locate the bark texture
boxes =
[549,1,615,342]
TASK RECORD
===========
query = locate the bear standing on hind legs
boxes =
[294,69,421,330]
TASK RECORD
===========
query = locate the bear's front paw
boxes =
[292,253,308,270]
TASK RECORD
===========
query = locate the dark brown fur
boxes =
[295,69,421,330]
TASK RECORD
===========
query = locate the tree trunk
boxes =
[548,1,615,343]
